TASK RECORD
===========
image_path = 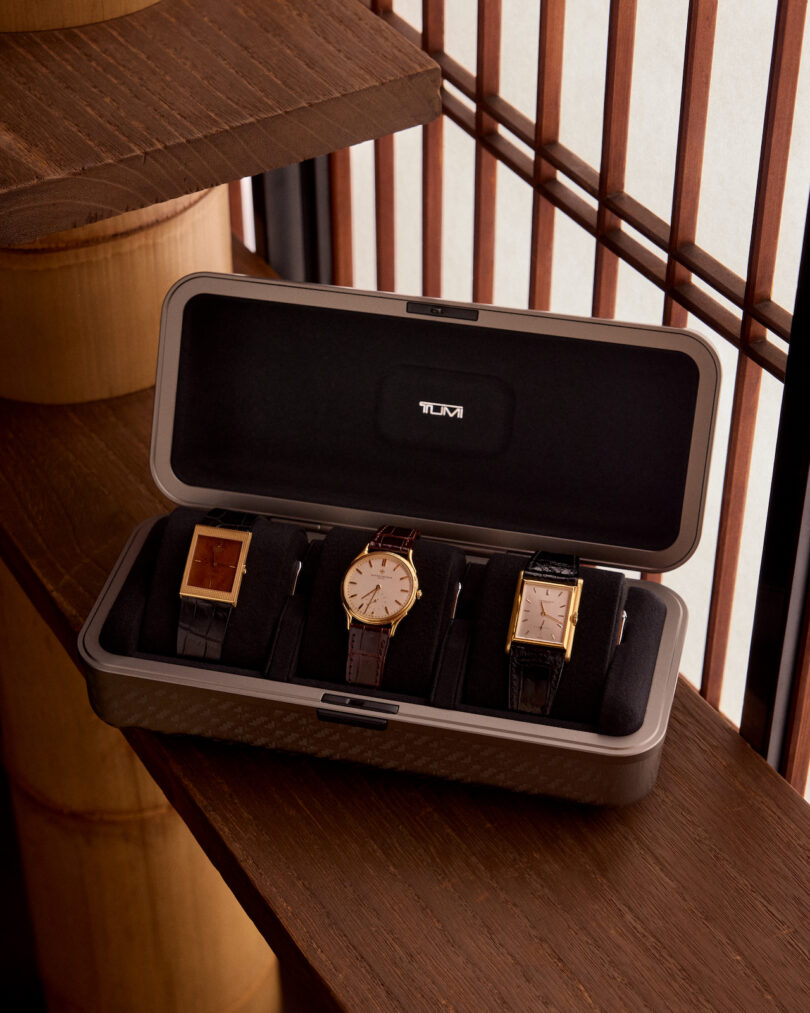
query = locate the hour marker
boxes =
[355,568,363,575]
[348,580,357,585]
[381,559,387,568]
[384,606,389,615]
[394,599,403,606]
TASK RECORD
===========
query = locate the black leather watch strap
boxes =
[524,550,578,584]
[203,508,255,532]
[177,599,233,661]
[508,643,565,715]
[177,509,256,661]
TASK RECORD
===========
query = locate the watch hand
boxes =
[360,584,381,599]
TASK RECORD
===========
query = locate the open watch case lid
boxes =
[151,273,719,573]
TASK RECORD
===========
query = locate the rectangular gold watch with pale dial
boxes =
[506,575,583,661]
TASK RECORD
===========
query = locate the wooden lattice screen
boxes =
[318,0,809,788]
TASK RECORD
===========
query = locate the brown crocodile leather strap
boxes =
[367,525,419,555]
[346,620,391,687]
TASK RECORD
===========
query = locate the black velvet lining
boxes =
[598,587,667,735]
[98,512,666,735]
[296,526,467,699]
[171,295,701,551]
[99,517,168,658]
[264,539,323,682]
[138,507,308,670]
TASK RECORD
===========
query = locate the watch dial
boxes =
[343,551,415,623]
[187,535,241,594]
[516,583,572,645]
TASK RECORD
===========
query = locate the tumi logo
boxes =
[418,400,464,419]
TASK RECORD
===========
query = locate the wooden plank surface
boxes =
[0,257,808,1009]
[0,0,440,245]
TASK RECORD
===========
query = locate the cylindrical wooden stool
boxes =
[0,563,280,1012]
[0,187,231,403]
[0,1,160,32]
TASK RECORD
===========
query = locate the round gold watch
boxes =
[340,526,421,687]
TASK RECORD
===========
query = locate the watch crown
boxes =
[572,612,578,625]
[416,589,423,599]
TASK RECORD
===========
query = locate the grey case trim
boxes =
[151,274,720,572]
[79,518,687,806]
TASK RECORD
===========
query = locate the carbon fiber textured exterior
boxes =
[86,670,661,805]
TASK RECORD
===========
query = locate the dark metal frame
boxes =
[742,195,810,774]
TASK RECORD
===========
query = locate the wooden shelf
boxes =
[0,0,440,245]
[0,253,809,1010]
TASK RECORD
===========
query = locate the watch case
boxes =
[78,273,720,804]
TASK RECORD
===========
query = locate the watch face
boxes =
[509,577,582,659]
[180,525,251,604]
[188,535,242,593]
[342,550,417,626]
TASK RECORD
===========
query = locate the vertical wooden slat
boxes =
[663,0,718,633]
[701,0,806,706]
[592,0,636,319]
[374,134,396,291]
[741,0,807,346]
[701,354,760,705]
[372,1,396,292]
[663,0,717,328]
[528,0,564,311]
[472,0,501,304]
[329,148,353,287]
[422,0,444,297]
[228,179,245,245]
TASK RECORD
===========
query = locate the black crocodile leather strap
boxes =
[508,551,579,715]
[509,643,565,715]
[177,510,256,661]
[202,509,255,532]
[177,599,233,661]
[524,550,578,585]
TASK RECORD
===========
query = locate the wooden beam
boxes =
[0,0,441,245]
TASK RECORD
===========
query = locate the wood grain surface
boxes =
[0,0,440,245]
[0,257,808,1009]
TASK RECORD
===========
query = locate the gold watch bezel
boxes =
[505,572,582,661]
[179,524,252,606]
[341,548,420,634]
